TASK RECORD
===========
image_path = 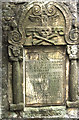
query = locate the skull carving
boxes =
[39,27,52,38]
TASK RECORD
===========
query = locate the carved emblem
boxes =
[23,2,66,45]
[19,2,73,45]
[26,27,64,45]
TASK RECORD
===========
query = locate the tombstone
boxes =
[2,1,79,119]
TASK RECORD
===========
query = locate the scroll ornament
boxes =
[8,30,22,45]
[69,28,79,43]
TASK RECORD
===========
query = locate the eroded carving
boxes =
[67,45,78,59]
[8,45,23,61]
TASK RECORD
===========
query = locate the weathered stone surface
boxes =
[1,1,79,119]
[23,106,66,118]
[25,46,66,106]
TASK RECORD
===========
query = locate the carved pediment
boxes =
[19,2,73,45]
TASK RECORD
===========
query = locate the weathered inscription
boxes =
[25,47,66,106]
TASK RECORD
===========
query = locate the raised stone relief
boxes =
[8,45,23,61]
[8,30,22,45]
[2,1,79,118]
[69,28,79,43]
[19,2,72,45]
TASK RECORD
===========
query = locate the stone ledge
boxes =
[23,106,66,118]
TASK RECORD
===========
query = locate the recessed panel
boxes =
[25,46,66,106]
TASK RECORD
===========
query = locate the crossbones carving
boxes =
[33,32,58,45]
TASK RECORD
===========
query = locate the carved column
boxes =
[8,45,24,111]
[12,62,22,104]
[67,45,79,108]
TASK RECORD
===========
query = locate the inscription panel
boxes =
[25,46,66,106]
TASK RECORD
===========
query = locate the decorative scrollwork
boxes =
[32,4,41,16]
[19,2,73,45]
[8,30,22,45]
[29,3,57,25]
[69,29,79,42]
[45,3,56,16]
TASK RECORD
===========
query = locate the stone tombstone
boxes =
[2,1,79,119]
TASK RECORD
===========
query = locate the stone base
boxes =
[23,106,66,118]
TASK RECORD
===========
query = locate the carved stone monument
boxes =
[2,1,79,119]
